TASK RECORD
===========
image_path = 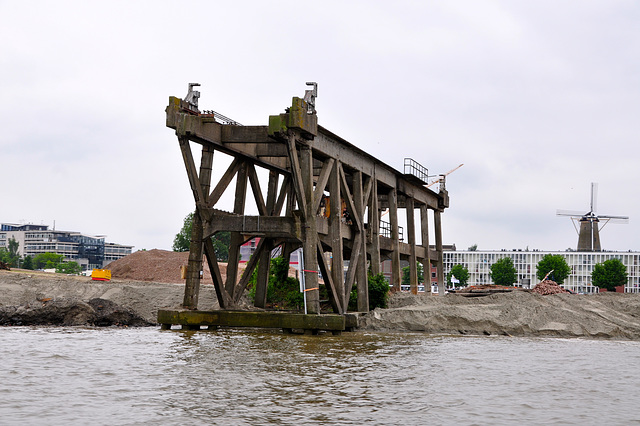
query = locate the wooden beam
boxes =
[204,215,299,238]
[420,204,431,294]
[266,170,279,215]
[389,187,401,291]
[182,143,213,310]
[208,158,242,208]
[369,176,381,274]
[286,135,307,218]
[179,137,206,208]
[203,237,233,308]
[316,241,342,314]
[435,209,445,296]
[312,158,335,214]
[254,239,273,308]
[274,175,290,216]
[338,163,363,232]
[300,144,320,314]
[247,163,268,216]
[233,238,265,302]
[226,161,248,295]
[344,234,361,308]
[329,160,345,312]
[406,196,418,294]
[353,170,369,312]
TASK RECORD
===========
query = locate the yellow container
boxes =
[91,269,112,281]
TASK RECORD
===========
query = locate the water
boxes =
[1,327,639,425]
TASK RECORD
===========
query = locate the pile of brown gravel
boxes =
[532,280,571,295]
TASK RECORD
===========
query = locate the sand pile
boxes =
[105,249,249,285]
[532,280,571,295]
[361,291,640,339]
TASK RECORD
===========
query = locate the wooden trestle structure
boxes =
[160,86,449,331]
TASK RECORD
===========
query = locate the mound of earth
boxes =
[105,249,246,285]
[0,297,152,327]
[360,291,640,339]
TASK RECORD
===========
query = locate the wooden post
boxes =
[183,143,213,309]
[254,238,273,308]
[253,170,279,308]
[420,203,431,295]
[354,171,369,311]
[389,188,401,291]
[369,176,381,275]
[407,196,418,294]
[435,209,445,296]
[329,159,345,311]
[300,144,320,314]
[226,161,248,296]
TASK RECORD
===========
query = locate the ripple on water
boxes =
[0,328,639,425]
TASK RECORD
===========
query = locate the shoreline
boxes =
[1,270,640,339]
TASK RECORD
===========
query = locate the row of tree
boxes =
[0,237,82,274]
[436,254,627,291]
[400,254,628,291]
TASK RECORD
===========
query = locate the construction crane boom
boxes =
[426,163,464,188]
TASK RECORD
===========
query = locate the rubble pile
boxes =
[532,280,571,295]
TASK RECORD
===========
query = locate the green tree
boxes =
[592,258,628,291]
[22,255,34,270]
[33,252,64,269]
[468,244,478,251]
[447,264,470,287]
[248,257,302,310]
[173,212,231,261]
[56,261,82,275]
[536,254,571,284]
[173,212,194,252]
[490,257,518,286]
[401,262,424,286]
[368,272,389,310]
[6,237,21,267]
[0,248,10,265]
[212,231,231,262]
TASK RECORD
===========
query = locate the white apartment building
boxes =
[1,223,133,270]
[443,249,640,293]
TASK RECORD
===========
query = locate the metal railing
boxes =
[404,158,428,183]
[201,110,243,126]
[380,219,404,242]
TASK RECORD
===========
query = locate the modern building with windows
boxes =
[443,249,640,293]
[0,223,133,270]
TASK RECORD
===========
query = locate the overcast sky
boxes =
[1,1,638,253]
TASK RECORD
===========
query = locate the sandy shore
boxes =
[1,270,639,339]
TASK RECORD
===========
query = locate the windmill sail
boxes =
[557,182,629,251]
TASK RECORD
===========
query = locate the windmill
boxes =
[556,183,629,251]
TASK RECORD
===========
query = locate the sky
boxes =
[1,1,639,253]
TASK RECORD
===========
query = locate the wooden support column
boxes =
[329,159,345,311]
[435,209,445,296]
[354,171,369,311]
[389,188,401,291]
[420,204,431,295]
[254,171,280,308]
[369,176,381,275]
[226,161,248,296]
[407,196,418,295]
[182,142,213,309]
[254,239,274,308]
[300,144,320,314]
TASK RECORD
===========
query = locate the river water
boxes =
[1,327,638,425]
